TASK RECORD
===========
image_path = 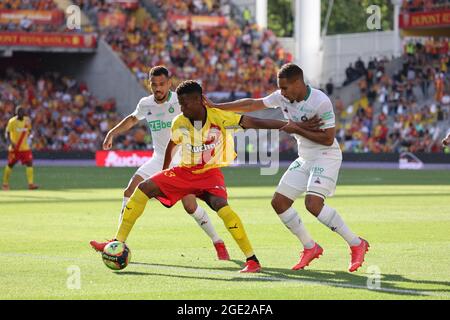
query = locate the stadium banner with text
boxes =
[399,10,450,28]
[0,32,97,48]
[97,12,127,28]
[96,150,154,167]
[0,9,64,25]
[168,14,228,29]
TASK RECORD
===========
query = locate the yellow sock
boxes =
[3,166,12,185]
[26,167,34,185]
[217,205,254,258]
[115,188,149,242]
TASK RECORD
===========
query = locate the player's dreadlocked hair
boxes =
[176,80,203,96]
[278,63,304,81]
[149,66,170,78]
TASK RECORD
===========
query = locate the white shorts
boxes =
[276,157,342,200]
[135,152,181,180]
[135,157,164,180]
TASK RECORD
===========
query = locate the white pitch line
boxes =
[1,252,449,298]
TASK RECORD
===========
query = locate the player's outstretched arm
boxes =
[240,115,324,132]
[103,115,139,150]
[239,115,287,130]
[203,96,267,113]
[163,140,178,170]
[282,120,335,146]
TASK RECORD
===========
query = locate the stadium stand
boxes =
[0,0,448,155]
[338,38,450,153]
[0,0,57,10]
[0,0,94,33]
[152,0,229,16]
[73,0,292,99]
[0,68,149,152]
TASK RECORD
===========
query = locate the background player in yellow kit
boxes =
[2,106,38,190]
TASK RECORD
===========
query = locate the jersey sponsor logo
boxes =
[186,142,217,153]
[312,166,325,175]
[148,120,172,131]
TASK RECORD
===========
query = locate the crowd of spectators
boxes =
[338,38,450,153]
[152,0,231,16]
[0,0,57,10]
[0,0,91,33]
[343,57,374,86]
[74,0,291,99]
[0,0,290,153]
[1,1,449,154]
[0,69,150,152]
[0,19,70,33]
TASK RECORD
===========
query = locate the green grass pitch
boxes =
[0,166,449,300]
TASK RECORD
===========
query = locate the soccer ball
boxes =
[102,241,131,270]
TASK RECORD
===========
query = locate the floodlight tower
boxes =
[391,0,403,58]
[294,0,322,85]
[256,0,268,29]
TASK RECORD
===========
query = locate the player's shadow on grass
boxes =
[259,267,450,297]
[123,261,450,297]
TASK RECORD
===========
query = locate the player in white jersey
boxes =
[90,66,230,260]
[206,63,369,272]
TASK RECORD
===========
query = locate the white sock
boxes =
[190,206,222,243]
[317,205,361,246]
[119,197,130,225]
[278,207,315,249]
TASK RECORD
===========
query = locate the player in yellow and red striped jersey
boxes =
[2,106,38,191]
